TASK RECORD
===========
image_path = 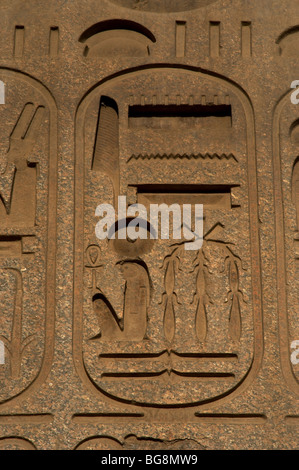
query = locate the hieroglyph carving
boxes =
[74,66,262,412]
[0,103,44,227]
[0,269,36,379]
[272,90,299,390]
[0,69,57,408]
[91,260,150,342]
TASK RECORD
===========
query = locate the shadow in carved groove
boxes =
[79,20,156,57]
[276,26,299,57]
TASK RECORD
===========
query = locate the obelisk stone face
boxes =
[0,0,297,450]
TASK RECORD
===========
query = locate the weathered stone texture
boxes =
[0,0,298,450]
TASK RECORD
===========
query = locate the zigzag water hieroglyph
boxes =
[127,153,238,162]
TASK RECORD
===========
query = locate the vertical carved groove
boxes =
[14,26,25,58]
[241,22,252,57]
[161,245,184,344]
[192,249,211,342]
[92,96,119,206]
[175,21,186,58]
[209,21,220,57]
[229,295,241,342]
[195,301,207,342]
[226,258,242,342]
[164,296,175,343]
[49,27,59,57]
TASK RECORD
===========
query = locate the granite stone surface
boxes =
[0,0,298,450]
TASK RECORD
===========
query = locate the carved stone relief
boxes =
[0,0,298,451]
[273,90,299,390]
[74,66,262,412]
[0,69,57,407]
